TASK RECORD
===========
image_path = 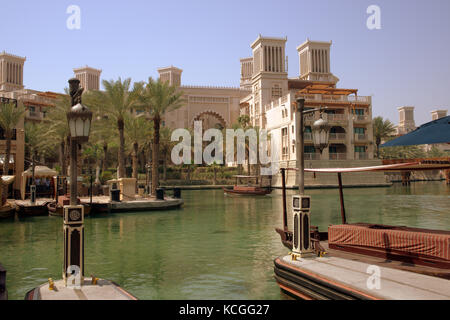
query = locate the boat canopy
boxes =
[283,161,450,173]
[21,166,58,200]
[233,175,260,178]
[381,115,450,147]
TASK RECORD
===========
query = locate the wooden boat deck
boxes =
[275,245,450,300]
[25,277,137,300]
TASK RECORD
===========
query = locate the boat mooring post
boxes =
[337,172,347,224]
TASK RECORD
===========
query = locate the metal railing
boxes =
[355,152,369,160]
[329,153,347,160]
[304,153,320,160]
[353,114,369,122]
[329,133,346,140]
[354,134,368,141]
[325,114,347,122]
[304,132,312,140]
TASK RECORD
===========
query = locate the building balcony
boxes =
[304,153,320,160]
[329,133,346,141]
[296,93,371,105]
[304,132,312,141]
[325,113,348,124]
[355,152,369,160]
[329,153,347,160]
[353,133,368,142]
[25,110,44,120]
[353,114,371,123]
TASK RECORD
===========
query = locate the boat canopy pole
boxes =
[337,172,347,224]
[281,168,288,230]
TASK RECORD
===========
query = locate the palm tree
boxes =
[125,113,152,190]
[373,116,396,158]
[86,78,141,178]
[0,100,26,200]
[137,78,183,195]
[88,114,115,176]
[24,122,45,189]
[159,127,174,182]
[43,94,71,175]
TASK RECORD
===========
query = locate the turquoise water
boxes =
[1,181,449,300]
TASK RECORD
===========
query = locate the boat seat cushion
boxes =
[328,224,450,261]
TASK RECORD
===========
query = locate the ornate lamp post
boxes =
[292,98,330,258]
[63,78,92,286]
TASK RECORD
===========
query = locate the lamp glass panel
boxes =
[75,118,84,137]
[69,119,76,137]
[83,118,91,137]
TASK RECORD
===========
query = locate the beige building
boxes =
[237,36,384,187]
[239,36,375,161]
[0,52,60,195]
[396,106,416,135]
[73,66,102,91]
[157,66,250,131]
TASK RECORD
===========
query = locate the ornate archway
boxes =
[191,110,227,131]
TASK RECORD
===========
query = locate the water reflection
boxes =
[0,181,448,299]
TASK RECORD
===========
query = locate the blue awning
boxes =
[381,115,450,147]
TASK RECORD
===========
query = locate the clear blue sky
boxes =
[2,0,449,125]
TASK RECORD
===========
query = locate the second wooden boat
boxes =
[47,201,91,217]
[223,175,272,196]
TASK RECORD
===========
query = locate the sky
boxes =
[1,0,449,125]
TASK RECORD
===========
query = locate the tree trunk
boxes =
[163,159,167,181]
[102,142,108,174]
[95,162,101,185]
[246,149,251,175]
[132,141,139,193]
[2,131,12,203]
[151,116,160,196]
[65,136,71,176]
[118,118,125,178]
[187,166,191,182]
[60,140,66,176]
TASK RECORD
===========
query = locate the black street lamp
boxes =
[63,78,92,287]
[292,98,330,259]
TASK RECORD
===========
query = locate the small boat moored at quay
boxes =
[274,160,450,300]
[223,175,272,196]
[47,201,91,217]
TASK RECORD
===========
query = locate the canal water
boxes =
[1,181,449,300]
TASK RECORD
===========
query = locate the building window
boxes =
[355,146,367,153]
[352,108,365,115]
[304,146,315,153]
[281,127,289,160]
[354,127,365,134]
[272,85,282,99]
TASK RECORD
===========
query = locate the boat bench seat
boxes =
[328,223,450,265]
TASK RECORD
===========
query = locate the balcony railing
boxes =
[304,132,312,140]
[353,115,369,122]
[325,114,347,122]
[355,152,369,160]
[329,153,347,160]
[304,153,320,160]
[354,134,368,141]
[26,110,43,120]
[329,133,346,140]
[296,94,370,104]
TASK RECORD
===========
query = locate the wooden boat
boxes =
[223,175,272,196]
[274,161,450,300]
[16,200,52,217]
[47,201,91,217]
[0,204,15,219]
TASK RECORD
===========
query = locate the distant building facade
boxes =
[239,36,375,164]
[157,66,250,131]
